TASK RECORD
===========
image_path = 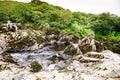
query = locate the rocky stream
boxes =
[0,25,120,80]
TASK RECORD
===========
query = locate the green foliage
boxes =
[72,12,87,25]
[0,1,120,42]
[0,1,19,22]
[31,0,42,5]
[11,3,32,23]
[70,21,93,37]
[91,13,120,35]
[71,21,81,33]
[107,45,120,53]
[95,32,120,42]
[91,20,114,35]
[64,27,73,33]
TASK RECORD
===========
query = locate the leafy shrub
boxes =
[91,20,114,35]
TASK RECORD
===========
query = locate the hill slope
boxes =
[0,0,120,41]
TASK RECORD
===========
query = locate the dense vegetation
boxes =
[0,0,120,41]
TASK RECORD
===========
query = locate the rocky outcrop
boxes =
[0,24,120,80]
[0,30,45,52]
[62,33,103,55]
[0,25,104,54]
[79,33,96,54]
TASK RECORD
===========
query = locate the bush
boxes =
[11,4,32,23]
[91,20,114,35]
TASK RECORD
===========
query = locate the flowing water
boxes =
[10,42,71,70]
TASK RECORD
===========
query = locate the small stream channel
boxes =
[10,42,71,70]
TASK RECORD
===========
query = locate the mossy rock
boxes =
[30,61,42,72]
[9,36,35,49]
[64,44,77,55]
[45,34,58,42]
[1,53,17,63]
[80,45,92,54]
[45,28,60,36]
[7,30,45,51]
[33,35,45,44]
[59,35,70,42]
[40,25,60,35]
[65,33,79,43]
[59,34,79,44]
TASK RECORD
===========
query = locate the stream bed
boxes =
[10,42,71,71]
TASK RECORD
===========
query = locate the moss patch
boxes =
[64,45,77,55]
[30,61,42,72]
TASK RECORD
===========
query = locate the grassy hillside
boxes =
[0,0,120,41]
